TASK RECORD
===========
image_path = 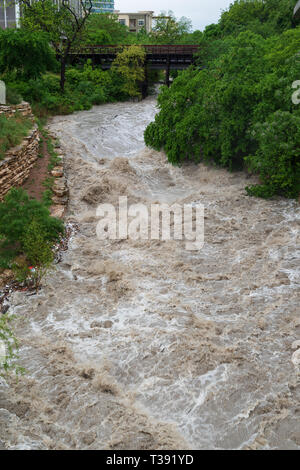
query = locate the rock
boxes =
[291,340,300,350]
[0,269,13,287]
[291,349,300,367]
[52,177,68,197]
[52,195,68,205]
[0,304,9,314]
[51,166,64,178]
[50,205,65,219]
[53,186,68,198]
[0,108,39,201]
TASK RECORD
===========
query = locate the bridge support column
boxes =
[165,57,171,87]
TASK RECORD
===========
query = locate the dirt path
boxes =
[21,139,50,201]
[0,97,299,450]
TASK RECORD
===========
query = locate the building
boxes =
[0,1,82,29]
[294,0,300,21]
[90,1,114,14]
[0,1,20,29]
[114,10,154,34]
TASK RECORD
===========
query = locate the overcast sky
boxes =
[115,0,233,31]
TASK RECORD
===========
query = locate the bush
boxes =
[0,113,33,160]
[245,111,300,198]
[3,61,129,117]
[0,188,64,268]
[22,219,54,291]
[112,46,146,98]
[6,86,22,105]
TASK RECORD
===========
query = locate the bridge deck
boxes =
[72,45,200,55]
[67,45,201,80]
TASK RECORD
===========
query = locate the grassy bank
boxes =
[0,113,33,160]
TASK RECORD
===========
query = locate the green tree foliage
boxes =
[82,13,130,45]
[23,219,54,267]
[145,23,300,198]
[112,46,146,98]
[22,219,54,291]
[0,28,55,79]
[19,0,94,91]
[218,0,296,37]
[190,0,298,67]
[0,188,64,268]
[245,111,300,198]
[3,61,128,116]
[151,11,192,44]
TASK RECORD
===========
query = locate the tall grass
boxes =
[0,113,33,160]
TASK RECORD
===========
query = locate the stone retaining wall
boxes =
[0,101,34,119]
[0,125,40,200]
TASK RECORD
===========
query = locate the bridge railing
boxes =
[70,45,200,56]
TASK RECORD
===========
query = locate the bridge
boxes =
[68,45,200,88]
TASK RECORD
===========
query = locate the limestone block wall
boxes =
[0,125,40,200]
[0,102,34,119]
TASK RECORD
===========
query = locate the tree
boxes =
[112,45,146,98]
[19,0,93,92]
[0,28,55,79]
[218,0,295,38]
[82,13,130,45]
[22,219,54,291]
[144,23,300,199]
[151,11,192,44]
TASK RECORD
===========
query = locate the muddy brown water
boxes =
[0,95,299,450]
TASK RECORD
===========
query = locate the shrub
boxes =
[0,188,64,268]
[112,46,146,98]
[245,111,300,198]
[0,113,33,160]
[6,86,22,105]
[12,256,31,284]
[22,219,54,291]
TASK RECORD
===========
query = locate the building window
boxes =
[138,19,145,26]
[119,19,126,25]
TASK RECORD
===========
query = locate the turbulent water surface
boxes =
[0,95,299,450]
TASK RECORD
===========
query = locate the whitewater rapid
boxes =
[0,95,299,449]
